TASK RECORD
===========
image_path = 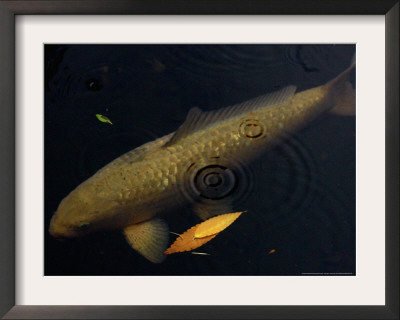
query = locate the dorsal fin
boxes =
[104,132,174,170]
[164,85,296,147]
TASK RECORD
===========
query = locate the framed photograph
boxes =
[1,1,398,319]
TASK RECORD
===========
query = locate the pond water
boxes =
[45,44,355,276]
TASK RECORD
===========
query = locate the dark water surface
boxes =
[45,45,355,276]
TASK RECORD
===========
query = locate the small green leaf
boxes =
[96,114,113,124]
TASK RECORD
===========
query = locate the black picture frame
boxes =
[0,1,398,319]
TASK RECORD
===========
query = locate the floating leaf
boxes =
[164,211,244,255]
[96,114,113,124]
[164,224,217,255]
[194,211,243,238]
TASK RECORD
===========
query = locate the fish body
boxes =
[49,57,355,263]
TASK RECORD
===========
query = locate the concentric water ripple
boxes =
[285,45,355,85]
[162,45,287,85]
[178,155,255,211]
[253,133,320,226]
[50,62,137,104]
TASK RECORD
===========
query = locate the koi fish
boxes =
[49,56,355,263]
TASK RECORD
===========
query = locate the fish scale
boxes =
[93,86,330,214]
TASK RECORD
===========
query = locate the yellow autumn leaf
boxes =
[164,224,217,255]
[194,211,243,238]
[164,211,244,255]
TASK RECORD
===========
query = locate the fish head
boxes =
[49,184,122,239]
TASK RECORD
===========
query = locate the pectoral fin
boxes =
[123,218,169,263]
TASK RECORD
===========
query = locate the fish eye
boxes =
[78,222,90,230]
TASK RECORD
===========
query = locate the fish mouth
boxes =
[49,214,76,239]
[49,226,67,239]
[49,225,77,240]
[49,223,69,239]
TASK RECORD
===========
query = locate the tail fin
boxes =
[327,54,356,116]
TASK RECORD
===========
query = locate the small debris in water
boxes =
[191,252,210,256]
[148,57,166,72]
